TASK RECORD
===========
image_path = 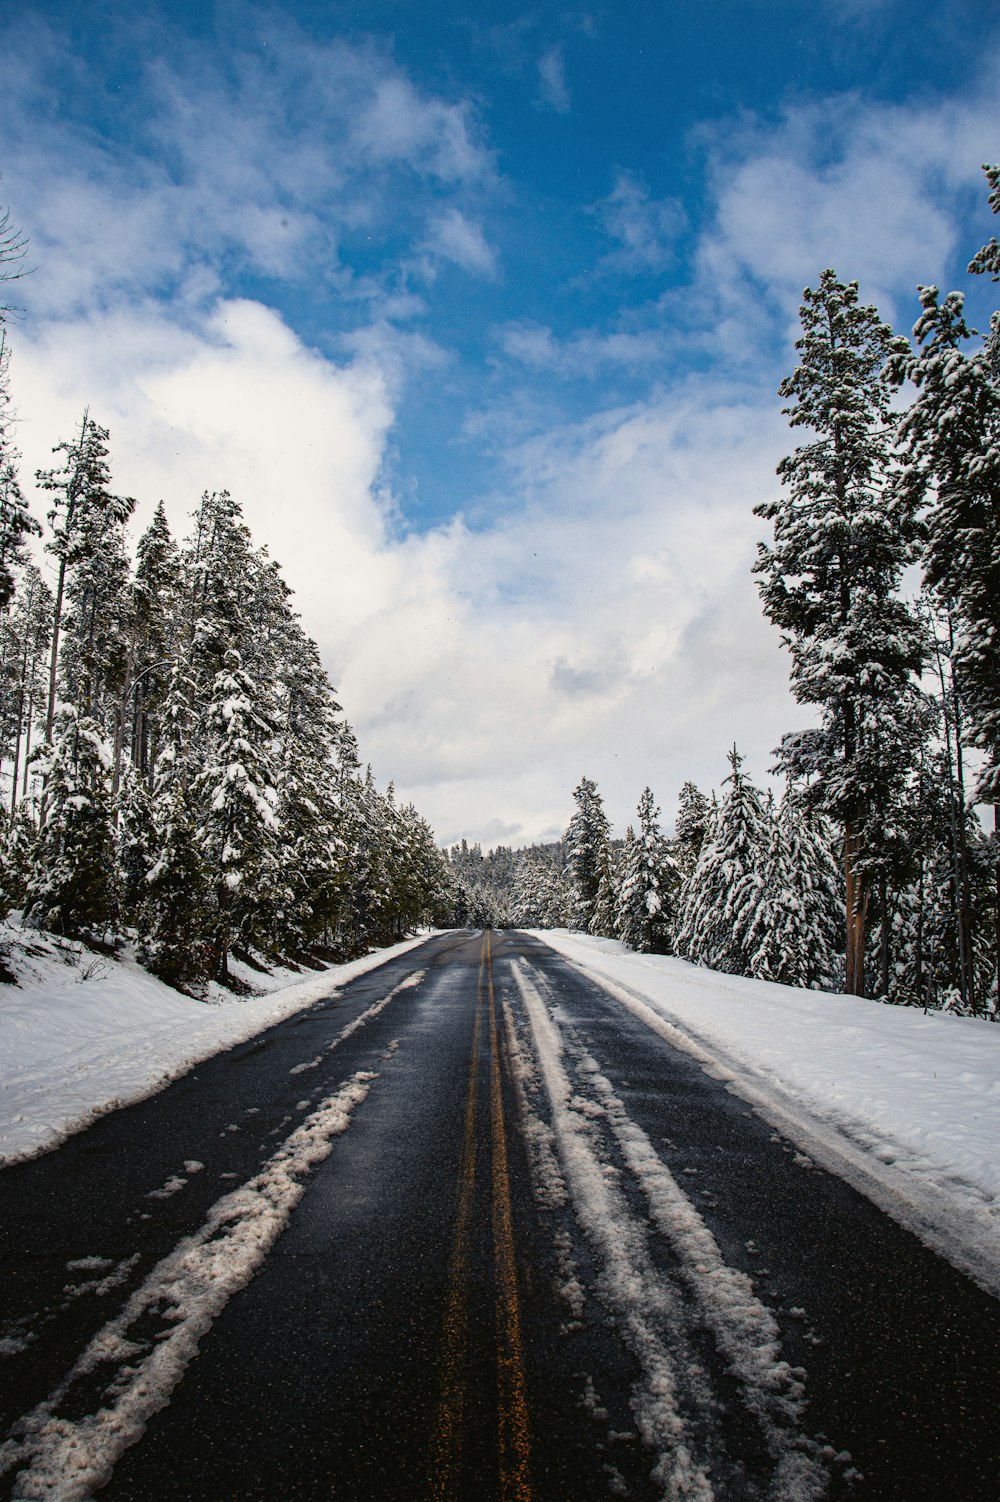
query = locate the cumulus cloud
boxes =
[691,85,999,329]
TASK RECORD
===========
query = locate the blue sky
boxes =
[2,0,998,843]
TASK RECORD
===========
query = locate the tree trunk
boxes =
[9,687,23,818]
[21,681,34,801]
[43,556,66,746]
[879,873,891,1001]
[845,817,867,996]
[995,805,999,1013]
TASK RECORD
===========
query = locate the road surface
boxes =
[1,929,999,1500]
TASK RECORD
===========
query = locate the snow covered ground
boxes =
[0,918,434,1168]
[534,930,1000,1298]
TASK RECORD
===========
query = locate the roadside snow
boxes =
[532,931,1000,1298]
[0,920,436,1168]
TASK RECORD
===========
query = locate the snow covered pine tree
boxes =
[755,270,924,996]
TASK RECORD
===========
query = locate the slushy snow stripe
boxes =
[552,1026,827,1501]
[512,960,715,1502]
[0,972,423,1501]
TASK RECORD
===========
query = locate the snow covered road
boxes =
[1,930,999,1501]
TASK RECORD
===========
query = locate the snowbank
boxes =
[533,930,1000,1296]
[0,922,434,1167]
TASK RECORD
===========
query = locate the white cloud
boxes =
[496,321,664,375]
[0,16,497,324]
[538,45,571,113]
[11,291,797,847]
[692,85,999,328]
[592,169,687,274]
[349,73,494,183]
[422,209,499,278]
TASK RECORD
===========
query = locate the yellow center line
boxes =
[431,947,484,1499]
[486,931,533,1502]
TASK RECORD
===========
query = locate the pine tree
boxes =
[140,777,213,991]
[676,749,772,975]
[564,775,611,932]
[139,657,212,988]
[128,501,181,779]
[744,797,843,990]
[193,650,279,978]
[36,413,134,741]
[590,841,620,938]
[5,565,53,813]
[0,334,40,614]
[892,286,1000,806]
[675,780,710,879]
[1,800,37,913]
[890,224,1000,1010]
[615,789,679,953]
[755,270,924,995]
[25,707,118,938]
[116,763,156,928]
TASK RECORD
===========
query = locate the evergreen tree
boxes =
[755,270,924,995]
[675,780,710,879]
[0,334,40,613]
[564,775,611,932]
[116,763,156,927]
[36,413,134,741]
[892,286,1000,807]
[676,749,772,975]
[1,800,37,912]
[967,163,1000,288]
[614,789,679,953]
[139,658,213,988]
[5,565,53,813]
[744,797,843,990]
[128,501,181,778]
[590,841,620,938]
[140,777,213,991]
[25,707,118,937]
[193,650,279,978]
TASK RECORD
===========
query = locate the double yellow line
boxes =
[432,932,532,1501]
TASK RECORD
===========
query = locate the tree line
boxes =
[0,365,454,989]
[451,165,1000,1019]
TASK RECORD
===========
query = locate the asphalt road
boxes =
[1,929,999,1501]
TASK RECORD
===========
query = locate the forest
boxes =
[449,165,1000,1019]
[0,165,997,1014]
[0,326,456,989]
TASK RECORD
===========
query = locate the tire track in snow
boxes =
[514,958,830,1502]
[511,960,716,1502]
[545,1012,829,1501]
[0,972,425,1502]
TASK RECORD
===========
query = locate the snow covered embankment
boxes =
[0,925,435,1168]
[533,930,1000,1298]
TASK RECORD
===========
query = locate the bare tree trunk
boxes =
[112,637,135,799]
[9,689,23,817]
[845,818,867,995]
[879,872,891,1000]
[21,681,34,801]
[995,805,999,1012]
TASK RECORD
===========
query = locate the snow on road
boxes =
[0,920,435,1167]
[510,959,830,1502]
[0,970,427,1501]
[533,930,1000,1297]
